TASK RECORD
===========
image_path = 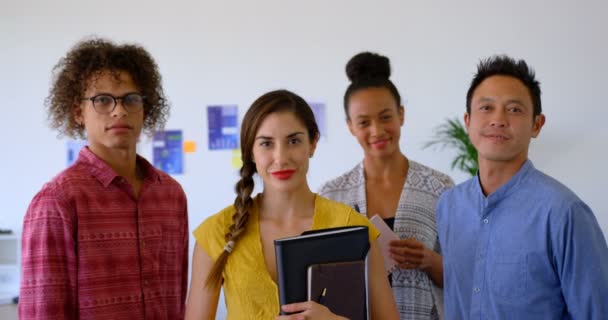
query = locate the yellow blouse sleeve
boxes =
[192,206,233,261]
[346,209,381,243]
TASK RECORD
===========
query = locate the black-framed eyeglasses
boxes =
[81,93,146,115]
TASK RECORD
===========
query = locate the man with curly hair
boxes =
[19,38,189,319]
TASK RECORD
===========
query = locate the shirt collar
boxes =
[76,147,161,187]
[475,159,535,208]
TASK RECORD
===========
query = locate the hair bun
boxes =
[346,52,391,82]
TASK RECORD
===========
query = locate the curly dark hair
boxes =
[466,55,542,117]
[46,37,169,138]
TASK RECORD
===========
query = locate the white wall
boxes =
[2,0,607,317]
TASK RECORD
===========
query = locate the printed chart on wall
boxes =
[207,105,239,150]
[309,102,327,140]
[153,130,183,174]
[67,140,88,167]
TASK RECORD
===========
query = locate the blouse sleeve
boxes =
[192,208,231,261]
[346,208,381,243]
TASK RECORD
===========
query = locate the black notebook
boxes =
[274,226,370,315]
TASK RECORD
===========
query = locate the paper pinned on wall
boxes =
[153,130,184,174]
[67,139,88,167]
[308,102,327,140]
[183,140,196,153]
[207,105,239,150]
[231,149,242,169]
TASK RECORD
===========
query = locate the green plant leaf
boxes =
[424,117,478,177]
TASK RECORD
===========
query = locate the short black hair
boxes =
[466,55,542,116]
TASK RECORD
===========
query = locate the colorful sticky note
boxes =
[183,140,196,153]
[232,149,243,169]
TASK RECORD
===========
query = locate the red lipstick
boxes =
[271,170,295,180]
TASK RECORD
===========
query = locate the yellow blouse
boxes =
[193,194,380,320]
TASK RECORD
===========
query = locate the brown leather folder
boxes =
[307,260,367,320]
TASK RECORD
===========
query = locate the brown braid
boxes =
[205,160,256,289]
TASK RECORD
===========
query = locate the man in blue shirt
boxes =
[436,55,608,319]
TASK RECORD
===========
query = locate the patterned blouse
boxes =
[319,160,454,320]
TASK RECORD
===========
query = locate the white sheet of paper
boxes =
[369,214,400,274]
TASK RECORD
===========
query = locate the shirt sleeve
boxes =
[434,176,453,255]
[19,184,78,320]
[179,196,189,318]
[435,192,449,257]
[552,200,608,319]
[192,209,229,261]
[346,209,380,243]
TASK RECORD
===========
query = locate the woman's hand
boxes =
[388,238,443,287]
[275,301,347,320]
[389,238,438,271]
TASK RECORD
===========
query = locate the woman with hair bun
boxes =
[186,89,399,320]
[319,52,454,320]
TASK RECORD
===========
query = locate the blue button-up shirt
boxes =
[437,160,608,319]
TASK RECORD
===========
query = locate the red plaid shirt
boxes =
[19,147,189,319]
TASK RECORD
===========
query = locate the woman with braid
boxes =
[185,90,398,319]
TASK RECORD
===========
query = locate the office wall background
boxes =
[1,0,607,317]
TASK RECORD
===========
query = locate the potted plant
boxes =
[424,117,478,176]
